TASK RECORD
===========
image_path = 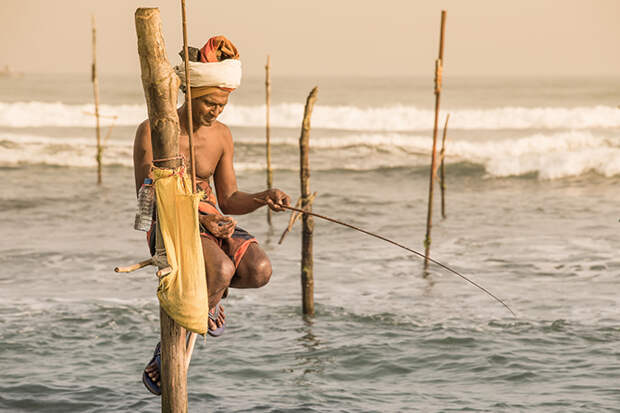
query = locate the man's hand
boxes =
[261,188,291,212]
[199,214,236,238]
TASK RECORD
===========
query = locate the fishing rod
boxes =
[259,199,516,317]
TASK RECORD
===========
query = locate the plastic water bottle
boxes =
[134,178,154,231]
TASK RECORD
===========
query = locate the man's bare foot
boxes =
[142,343,161,395]
[208,303,225,332]
[145,361,160,388]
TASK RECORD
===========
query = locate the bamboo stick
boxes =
[440,113,450,219]
[278,191,317,244]
[135,8,187,413]
[102,119,118,148]
[424,10,447,270]
[185,332,197,370]
[265,55,273,225]
[180,0,196,193]
[299,87,318,316]
[279,197,302,244]
[82,111,117,154]
[179,0,199,376]
[114,258,154,273]
[157,266,173,278]
[91,15,103,185]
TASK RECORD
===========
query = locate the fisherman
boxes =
[133,36,291,395]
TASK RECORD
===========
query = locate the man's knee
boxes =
[210,259,236,285]
[252,258,272,288]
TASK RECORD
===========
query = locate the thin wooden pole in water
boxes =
[180,0,198,368]
[278,191,317,245]
[300,87,318,316]
[181,0,196,193]
[424,10,447,270]
[91,15,103,185]
[135,8,187,413]
[440,113,450,219]
[265,55,273,225]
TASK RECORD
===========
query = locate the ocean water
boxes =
[1,73,620,412]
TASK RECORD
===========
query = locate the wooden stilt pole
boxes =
[135,8,187,413]
[91,15,103,185]
[424,10,447,270]
[299,87,318,316]
[180,0,198,365]
[265,55,273,225]
[440,113,450,219]
[181,0,196,193]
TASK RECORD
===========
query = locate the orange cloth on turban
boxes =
[190,36,240,97]
[200,36,240,63]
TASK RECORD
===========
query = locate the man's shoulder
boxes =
[211,121,232,142]
[212,120,231,134]
[137,119,151,134]
[134,119,151,149]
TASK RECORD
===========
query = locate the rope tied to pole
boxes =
[153,154,185,165]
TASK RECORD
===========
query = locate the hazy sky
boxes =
[1,0,618,77]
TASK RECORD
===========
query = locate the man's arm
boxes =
[133,120,153,195]
[214,125,290,215]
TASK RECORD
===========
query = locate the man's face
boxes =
[192,89,230,127]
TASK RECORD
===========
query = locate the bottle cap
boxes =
[144,178,153,185]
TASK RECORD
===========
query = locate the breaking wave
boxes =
[2,131,619,179]
[1,101,620,131]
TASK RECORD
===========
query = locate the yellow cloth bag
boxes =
[153,166,209,335]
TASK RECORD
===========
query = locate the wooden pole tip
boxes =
[135,7,159,18]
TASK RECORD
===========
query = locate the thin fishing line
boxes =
[270,201,516,317]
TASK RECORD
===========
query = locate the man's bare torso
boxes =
[133,114,233,195]
[177,118,228,182]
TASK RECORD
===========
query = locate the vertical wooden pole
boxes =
[300,87,318,316]
[180,0,198,369]
[135,8,187,413]
[440,113,450,219]
[424,10,446,270]
[265,55,273,225]
[180,0,196,193]
[91,15,102,185]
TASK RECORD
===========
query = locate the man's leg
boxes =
[144,236,234,388]
[201,236,236,329]
[230,243,272,288]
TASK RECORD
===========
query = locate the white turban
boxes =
[174,59,242,92]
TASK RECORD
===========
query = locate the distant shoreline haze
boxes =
[0,1,619,77]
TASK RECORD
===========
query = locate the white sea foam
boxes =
[0,133,270,172]
[2,131,619,179]
[0,133,135,168]
[1,101,620,131]
[0,102,146,128]
[448,131,620,179]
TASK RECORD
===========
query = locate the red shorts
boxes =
[146,179,258,269]
[147,199,257,269]
[197,200,257,268]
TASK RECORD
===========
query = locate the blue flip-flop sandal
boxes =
[142,342,161,396]
[208,302,226,337]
